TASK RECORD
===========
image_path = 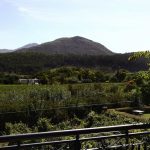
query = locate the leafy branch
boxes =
[128,51,150,60]
[128,51,150,68]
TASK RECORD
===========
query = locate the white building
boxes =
[18,78,39,84]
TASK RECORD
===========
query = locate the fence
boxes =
[0,123,150,150]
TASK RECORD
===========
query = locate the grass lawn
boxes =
[143,114,150,119]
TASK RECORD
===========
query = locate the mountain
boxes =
[15,36,114,55]
[16,43,38,50]
[0,43,38,53]
[0,49,13,53]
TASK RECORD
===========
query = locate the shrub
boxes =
[141,82,150,105]
[5,122,32,135]
[37,118,54,132]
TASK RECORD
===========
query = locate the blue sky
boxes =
[0,0,150,53]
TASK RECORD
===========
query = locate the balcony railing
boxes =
[0,123,150,150]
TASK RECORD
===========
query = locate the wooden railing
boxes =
[0,123,150,150]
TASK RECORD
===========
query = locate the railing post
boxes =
[131,143,134,150]
[74,134,81,150]
[17,141,21,150]
[125,130,129,150]
[137,144,141,150]
[144,142,147,150]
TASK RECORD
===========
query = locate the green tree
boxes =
[115,69,127,82]
[141,82,150,105]
[129,51,150,105]
[129,51,150,61]
[129,51,150,73]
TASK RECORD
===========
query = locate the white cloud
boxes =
[18,6,29,13]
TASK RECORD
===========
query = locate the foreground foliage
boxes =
[3,109,146,135]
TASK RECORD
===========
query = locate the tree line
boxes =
[0,52,148,74]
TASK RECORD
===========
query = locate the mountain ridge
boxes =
[16,43,38,50]
[0,49,13,53]
[14,36,114,55]
[0,43,38,53]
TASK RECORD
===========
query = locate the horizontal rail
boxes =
[0,123,150,142]
[0,100,132,115]
[0,123,150,149]
[2,131,150,149]
[80,131,150,142]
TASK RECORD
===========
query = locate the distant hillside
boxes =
[0,52,148,74]
[0,36,148,74]
[15,36,114,55]
[0,49,13,53]
[16,43,38,50]
[0,43,38,53]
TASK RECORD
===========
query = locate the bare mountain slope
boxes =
[0,49,12,53]
[0,43,38,53]
[16,43,38,50]
[15,36,114,55]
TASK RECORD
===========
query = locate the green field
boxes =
[0,83,127,112]
[0,83,131,131]
[143,114,150,118]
